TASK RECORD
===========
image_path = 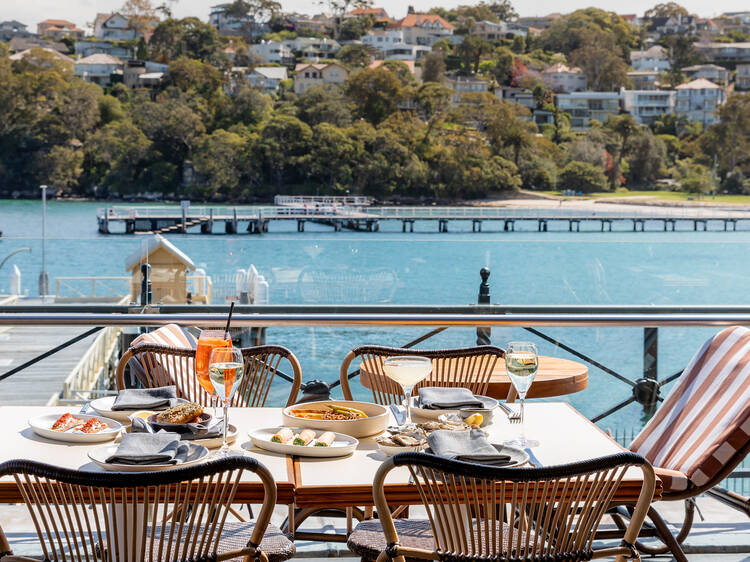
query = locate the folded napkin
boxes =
[418,387,484,410]
[105,432,188,465]
[131,416,223,441]
[427,429,512,467]
[112,386,179,411]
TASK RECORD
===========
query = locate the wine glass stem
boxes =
[222,400,229,450]
[519,397,526,444]
[403,387,412,427]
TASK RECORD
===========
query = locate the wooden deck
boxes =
[0,324,99,405]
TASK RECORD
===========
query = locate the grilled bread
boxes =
[155,402,204,424]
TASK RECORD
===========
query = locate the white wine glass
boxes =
[383,356,432,429]
[209,346,244,457]
[505,341,539,448]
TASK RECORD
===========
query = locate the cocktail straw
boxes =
[224,301,235,339]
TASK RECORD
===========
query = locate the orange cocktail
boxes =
[196,330,231,395]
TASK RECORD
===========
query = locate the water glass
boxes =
[505,341,539,448]
[383,356,432,428]
[208,346,244,456]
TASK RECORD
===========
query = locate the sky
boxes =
[3,0,749,32]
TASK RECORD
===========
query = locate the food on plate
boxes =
[288,404,367,420]
[376,429,426,448]
[314,431,336,447]
[155,402,204,424]
[51,413,85,432]
[77,418,108,434]
[463,413,483,427]
[417,420,474,432]
[271,427,294,444]
[293,429,316,446]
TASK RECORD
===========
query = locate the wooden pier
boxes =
[97,205,750,235]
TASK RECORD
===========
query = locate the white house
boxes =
[681,63,730,84]
[555,92,621,131]
[361,29,404,52]
[388,13,454,46]
[694,42,750,64]
[541,63,587,92]
[94,13,137,41]
[247,66,288,92]
[294,62,349,94]
[209,3,268,38]
[123,60,168,88]
[675,78,726,126]
[471,20,527,40]
[630,45,670,72]
[736,64,750,90]
[75,40,132,59]
[383,43,431,60]
[627,70,661,90]
[282,37,340,59]
[74,53,123,86]
[620,89,676,125]
[249,41,294,64]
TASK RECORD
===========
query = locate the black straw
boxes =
[224,301,235,338]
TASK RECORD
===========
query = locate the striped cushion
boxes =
[653,466,689,493]
[630,326,750,489]
[131,324,197,349]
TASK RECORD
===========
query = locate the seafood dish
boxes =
[269,428,337,447]
[50,413,109,434]
[287,404,367,420]
[155,402,204,424]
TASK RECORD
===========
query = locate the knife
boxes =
[524,447,543,468]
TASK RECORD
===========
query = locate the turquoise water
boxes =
[1,199,748,429]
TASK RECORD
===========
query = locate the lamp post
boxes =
[38,185,49,299]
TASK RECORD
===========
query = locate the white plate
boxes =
[282,400,389,438]
[185,425,238,449]
[410,395,498,420]
[88,443,209,472]
[249,427,358,458]
[29,413,122,443]
[425,444,529,467]
[90,396,186,423]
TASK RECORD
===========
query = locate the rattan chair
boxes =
[339,345,505,403]
[0,456,295,562]
[348,451,655,562]
[116,344,302,407]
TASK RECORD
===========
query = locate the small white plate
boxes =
[185,425,239,449]
[88,443,209,472]
[249,427,358,458]
[29,414,122,443]
[425,444,529,467]
[410,395,498,420]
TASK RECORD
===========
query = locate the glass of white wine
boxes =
[209,346,244,457]
[505,341,539,448]
[383,356,432,429]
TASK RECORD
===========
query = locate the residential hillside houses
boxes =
[210,3,269,38]
[541,63,587,92]
[123,60,168,88]
[515,13,562,30]
[293,62,349,94]
[249,41,294,64]
[628,70,660,90]
[0,20,34,42]
[37,19,84,39]
[8,47,74,66]
[75,40,132,59]
[247,66,288,92]
[556,92,621,131]
[387,14,454,46]
[94,13,155,41]
[737,64,750,90]
[621,89,676,125]
[361,29,405,51]
[630,45,670,72]
[346,7,391,22]
[282,37,340,59]
[675,78,726,127]
[682,64,729,85]
[694,42,750,64]
[471,20,527,40]
[8,36,67,54]
[74,53,123,86]
[647,14,696,36]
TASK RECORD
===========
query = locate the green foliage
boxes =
[535,9,638,57]
[340,15,375,40]
[644,2,688,19]
[192,129,249,196]
[559,161,608,192]
[673,159,712,194]
[422,53,446,83]
[296,84,354,127]
[337,44,376,67]
[150,18,224,63]
[346,67,403,125]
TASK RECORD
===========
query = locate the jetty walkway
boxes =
[97,204,750,234]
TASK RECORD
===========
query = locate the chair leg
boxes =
[632,500,694,556]
[647,505,689,562]
[0,524,12,557]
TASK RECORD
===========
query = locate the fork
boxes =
[498,402,521,423]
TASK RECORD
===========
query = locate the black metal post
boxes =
[140,263,152,306]
[476,267,491,345]
[634,327,660,419]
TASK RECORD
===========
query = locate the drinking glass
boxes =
[505,341,539,448]
[196,329,231,416]
[383,356,432,429]
[208,346,244,457]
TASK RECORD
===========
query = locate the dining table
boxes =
[359,355,589,400]
[0,402,659,547]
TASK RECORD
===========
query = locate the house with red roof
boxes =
[37,19,85,39]
[388,13,454,46]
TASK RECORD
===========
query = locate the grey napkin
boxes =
[418,387,484,410]
[427,429,512,467]
[112,386,179,411]
[105,432,188,465]
[131,416,223,441]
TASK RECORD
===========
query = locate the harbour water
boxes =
[2,199,749,430]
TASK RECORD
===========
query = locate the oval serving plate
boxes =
[410,394,498,420]
[249,427,358,458]
[88,443,209,472]
[29,413,122,443]
[282,400,388,438]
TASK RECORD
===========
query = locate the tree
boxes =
[165,57,223,96]
[457,35,491,75]
[258,114,313,188]
[570,30,630,91]
[673,159,711,195]
[381,60,415,86]
[345,67,403,124]
[216,87,272,128]
[605,114,638,188]
[486,46,514,85]
[422,53,446,83]
[337,44,375,67]
[559,161,608,192]
[87,120,152,193]
[36,146,84,193]
[308,123,358,190]
[488,0,517,22]
[149,18,223,63]
[121,0,159,37]
[511,35,525,54]
[626,130,666,185]
[225,0,282,25]
[415,82,453,120]
[569,136,607,168]
[536,9,638,57]
[339,14,375,40]
[644,2,689,19]
[320,0,374,39]
[192,129,248,196]
[132,96,206,161]
[296,84,354,127]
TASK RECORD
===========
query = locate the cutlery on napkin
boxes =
[417,387,484,410]
[105,432,188,465]
[427,429,512,467]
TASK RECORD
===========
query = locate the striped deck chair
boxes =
[615,326,750,559]
[123,324,197,387]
